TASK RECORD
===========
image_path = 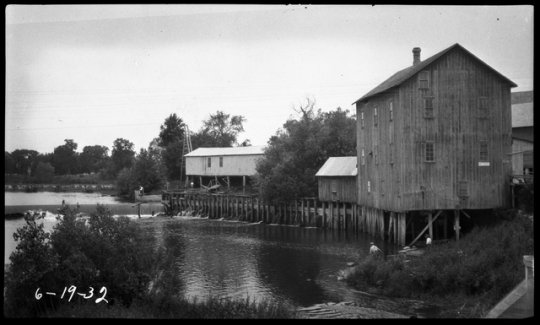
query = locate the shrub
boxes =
[346,212,534,309]
[4,204,157,317]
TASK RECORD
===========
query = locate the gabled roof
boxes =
[184,145,266,157]
[315,157,357,177]
[353,43,518,104]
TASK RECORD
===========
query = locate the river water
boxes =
[4,191,443,317]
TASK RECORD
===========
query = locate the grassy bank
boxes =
[345,209,534,318]
[36,295,297,319]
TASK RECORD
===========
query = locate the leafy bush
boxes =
[346,211,534,313]
[4,204,157,317]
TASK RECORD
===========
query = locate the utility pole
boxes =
[180,125,193,188]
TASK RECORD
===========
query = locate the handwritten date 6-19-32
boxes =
[35,286,108,303]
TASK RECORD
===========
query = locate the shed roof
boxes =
[353,43,518,104]
[511,102,534,128]
[184,145,266,157]
[315,157,358,177]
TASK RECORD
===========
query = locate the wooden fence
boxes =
[162,192,408,246]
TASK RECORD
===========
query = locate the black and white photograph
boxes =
[5,4,533,319]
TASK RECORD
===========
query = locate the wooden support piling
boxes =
[428,212,433,240]
[454,209,460,240]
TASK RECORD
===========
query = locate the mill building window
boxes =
[478,97,488,119]
[219,157,223,167]
[418,71,430,89]
[425,142,435,162]
[389,100,394,121]
[479,141,488,162]
[424,96,434,118]
[207,157,211,168]
[361,110,364,128]
[362,148,365,165]
[374,106,378,126]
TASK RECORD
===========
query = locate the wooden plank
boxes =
[454,209,460,240]
[428,212,433,239]
[408,210,442,247]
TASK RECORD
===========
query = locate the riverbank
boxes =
[343,209,534,318]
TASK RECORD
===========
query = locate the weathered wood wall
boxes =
[317,176,357,203]
[357,46,513,212]
[186,154,264,177]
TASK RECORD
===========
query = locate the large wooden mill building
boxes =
[353,43,517,246]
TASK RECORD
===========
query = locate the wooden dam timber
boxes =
[161,191,418,246]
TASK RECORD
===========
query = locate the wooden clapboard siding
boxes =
[186,154,263,176]
[356,45,514,212]
[318,177,357,203]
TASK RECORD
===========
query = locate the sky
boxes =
[5,4,534,155]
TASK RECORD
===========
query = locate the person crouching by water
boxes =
[425,234,432,248]
[369,242,382,257]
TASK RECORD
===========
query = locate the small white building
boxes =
[184,145,265,188]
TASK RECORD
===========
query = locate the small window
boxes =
[367,180,371,193]
[425,142,435,162]
[381,179,385,195]
[390,144,394,164]
[458,181,469,197]
[361,148,365,165]
[418,71,429,89]
[479,141,488,162]
[478,97,488,119]
[361,110,365,128]
[373,106,378,126]
[389,100,394,121]
[331,180,337,193]
[207,157,211,167]
[374,145,378,165]
[424,97,434,118]
[219,157,223,167]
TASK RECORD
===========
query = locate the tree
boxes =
[10,149,39,175]
[192,111,246,148]
[158,113,186,147]
[5,151,16,176]
[157,114,187,180]
[111,138,135,177]
[79,145,109,174]
[116,148,166,197]
[254,99,356,203]
[34,162,55,183]
[52,139,78,175]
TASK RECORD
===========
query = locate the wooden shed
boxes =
[184,145,265,188]
[315,157,357,203]
[352,43,517,244]
[510,91,534,176]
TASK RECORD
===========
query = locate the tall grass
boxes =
[346,210,534,317]
[41,295,297,319]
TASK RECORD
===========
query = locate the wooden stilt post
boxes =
[387,212,393,242]
[301,199,305,226]
[330,202,334,229]
[199,176,202,188]
[428,212,433,240]
[227,176,230,188]
[294,200,298,225]
[408,210,442,247]
[400,213,407,246]
[243,176,246,194]
[444,211,448,239]
[313,198,317,227]
[306,199,311,227]
[454,209,460,240]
